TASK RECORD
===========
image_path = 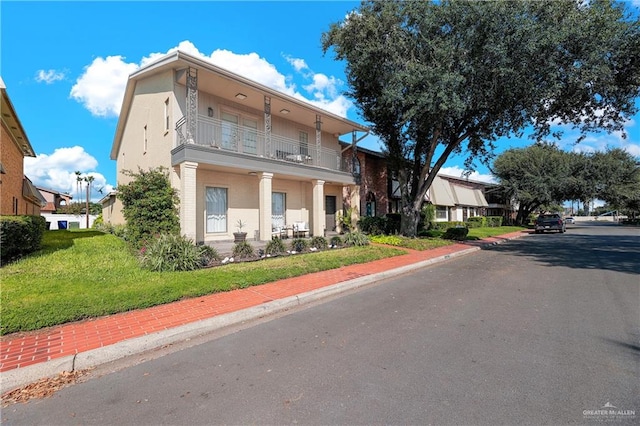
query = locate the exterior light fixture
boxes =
[235,93,247,100]
[280,109,290,114]
[207,107,214,117]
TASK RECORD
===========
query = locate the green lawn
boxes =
[0,230,405,335]
[1,226,526,335]
[369,234,455,250]
[466,226,527,240]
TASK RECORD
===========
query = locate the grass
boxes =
[369,234,455,250]
[0,230,405,335]
[466,226,527,240]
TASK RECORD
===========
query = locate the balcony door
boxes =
[243,118,258,155]
[221,112,238,151]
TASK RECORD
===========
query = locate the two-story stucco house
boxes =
[109,51,369,243]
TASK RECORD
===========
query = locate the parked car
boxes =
[534,213,566,234]
[564,217,575,224]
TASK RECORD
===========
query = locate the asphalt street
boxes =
[3,222,638,425]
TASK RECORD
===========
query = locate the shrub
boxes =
[467,216,487,228]
[0,215,46,264]
[232,241,255,259]
[117,167,180,248]
[94,221,114,234]
[330,235,343,248]
[442,227,469,241]
[369,235,403,246]
[140,233,203,272]
[310,236,328,250]
[198,244,220,266]
[358,216,388,235]
[422,203,436,230]
[289,238,309,253]
[338,206,356,232]
[419,229,444,238]
[385,214,401,234]
[343,231,370,247]
[265,237,286,255]
[92,214,104,228]
[430,221,467,231]
[486,216,504,227]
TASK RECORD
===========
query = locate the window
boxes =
[206,187,227,233]
[436,206,448,220]
[272,192,286,229]
[299,131,308,156]
[164,98,170,131]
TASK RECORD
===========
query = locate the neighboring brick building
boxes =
[340,142,389,218]
[1,77,45,216]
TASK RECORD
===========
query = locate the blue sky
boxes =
[2,1,639,203]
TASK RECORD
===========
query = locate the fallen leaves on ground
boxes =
[2,370,90,406]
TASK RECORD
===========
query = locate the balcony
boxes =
[177,115,349,173]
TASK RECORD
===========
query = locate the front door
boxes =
[325,196,337,232]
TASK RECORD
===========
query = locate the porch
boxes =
[207,230,342,257]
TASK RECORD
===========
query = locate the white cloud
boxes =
[71,40,352,118]
[439,166,497,184]
[285,56,309,73]
[24,146,113,201]
[35,69,65,84]
[70,56,138,117]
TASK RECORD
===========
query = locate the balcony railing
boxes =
[177,115,348,172]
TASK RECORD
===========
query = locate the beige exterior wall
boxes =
[115,70,176,188]
[112,70,176,226]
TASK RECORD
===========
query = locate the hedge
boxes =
[430,221,467,231]
[467,216,486,228]
[442,226,469,241]
[0,215,47,264]
[486,216,504,227]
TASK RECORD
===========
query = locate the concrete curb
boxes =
[1,234,525,392]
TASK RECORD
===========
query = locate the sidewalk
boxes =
[1,231,528,391]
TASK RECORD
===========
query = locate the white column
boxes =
[258,172,273,241]
[180,161,198,241]
[312,179,325,237]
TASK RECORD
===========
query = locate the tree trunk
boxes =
[400,205,421,237]
[515,206,531,226]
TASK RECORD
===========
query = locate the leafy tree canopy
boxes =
[493,144,640,222]
[58,202,102,215]
[322,0,640,236]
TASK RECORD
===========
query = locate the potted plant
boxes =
[233,219,247,243]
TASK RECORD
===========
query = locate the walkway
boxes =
[0,231,527,384]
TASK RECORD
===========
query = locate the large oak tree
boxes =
[322,0,640,236]
[493,145,640,222]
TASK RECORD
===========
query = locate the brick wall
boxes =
[0,122,40,216]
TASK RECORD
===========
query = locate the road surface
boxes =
[3,222,638,425]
